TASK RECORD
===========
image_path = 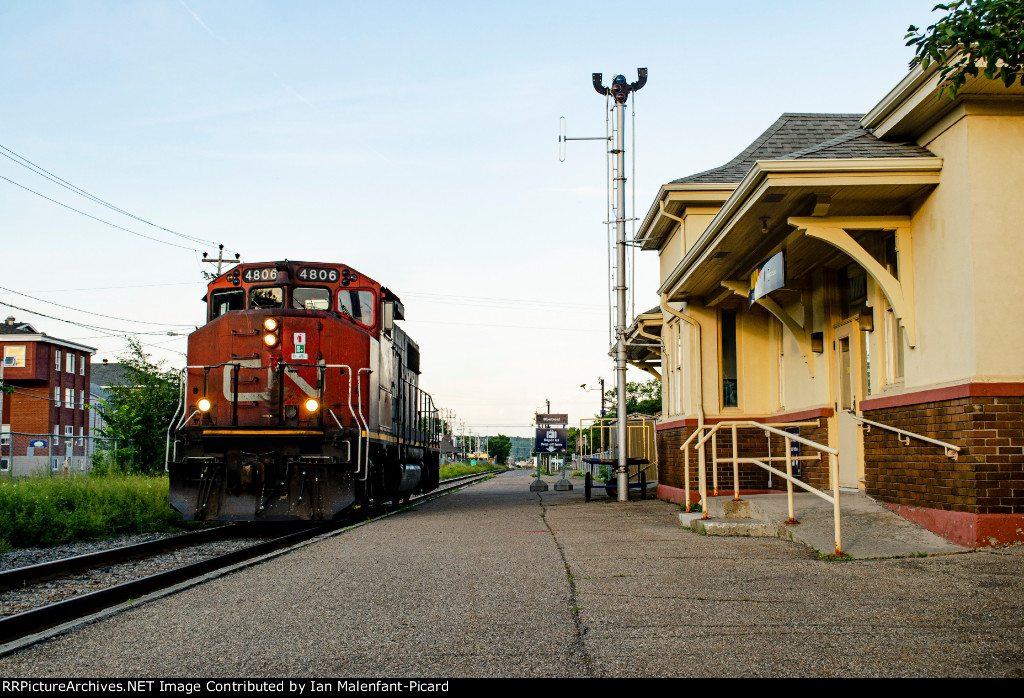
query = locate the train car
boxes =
[166,260,441,521]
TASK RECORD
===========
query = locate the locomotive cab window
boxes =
[210,289,245,320]
[337,289,375,327]
[293,287,330,311]
[249,286,284,309]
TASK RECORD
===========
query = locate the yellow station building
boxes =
[635,60,1024,547]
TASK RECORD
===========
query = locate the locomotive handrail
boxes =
[357,368,371,482]
[165,368,186,472]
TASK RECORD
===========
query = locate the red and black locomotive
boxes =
[167,260,441,520]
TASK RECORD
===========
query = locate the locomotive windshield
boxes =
[250,287,283,309]
[293,287,330,310]
[210,289,245,319]
[338,289,375,326]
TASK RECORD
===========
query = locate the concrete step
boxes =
[705,497,752,519]
[681,514,782,538]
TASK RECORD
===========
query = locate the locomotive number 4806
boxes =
[297,267,339,282]
[242,267,278,282]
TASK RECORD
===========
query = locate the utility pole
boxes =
[202,244,241,278]
[593,69,647,502]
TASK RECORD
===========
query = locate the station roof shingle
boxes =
[672,113,934,185]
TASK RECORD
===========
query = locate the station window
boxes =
[3,345,26,368]
[66,388,74,409]
[210,289,245,320]
[720,308,739,408]
[337,289,375,327]
[249,287,284,309]
[54,387,61,407]
[293,287,330,311]
[66,352,75,374]
[0,458,8,472]
[55,349,62,371]
[80,356,85,376]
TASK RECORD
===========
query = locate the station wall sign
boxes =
[536,413,568,426]
[750,251,785,306]
[535,428,567,454]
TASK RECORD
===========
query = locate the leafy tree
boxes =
[602,378,662,418]
[487,434,512,465]
[94,338,180,475]
[906,0,1024,98]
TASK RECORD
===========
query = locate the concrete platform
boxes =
[1,470,1022,678]
[687,492,968,559]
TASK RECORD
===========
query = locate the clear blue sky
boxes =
[0,0,939,437]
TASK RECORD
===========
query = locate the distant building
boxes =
[1,316,96,476]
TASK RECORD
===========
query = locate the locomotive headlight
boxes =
[263,332,279,348]
[263,318,278,332]
[304,398,320,413]
[197,397,212,412]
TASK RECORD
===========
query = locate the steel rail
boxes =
[0,470,495,649]
[0,523,336,645]
[0,525,240,592]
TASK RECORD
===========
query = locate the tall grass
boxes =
[0,475,186,549]
[439,461,505,479]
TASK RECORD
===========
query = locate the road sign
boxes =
[535,428,567,454]
[536,413,568,426]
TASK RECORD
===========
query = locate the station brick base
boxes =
[655,386,1024,549]
[656,409,832,505]
[860,384,1024,548]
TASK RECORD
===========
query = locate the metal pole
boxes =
[613,97,629,503]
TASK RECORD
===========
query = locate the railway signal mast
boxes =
[571,69,646,501]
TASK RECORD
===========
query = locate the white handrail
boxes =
[844,411,959,459]
[681,420,844,555]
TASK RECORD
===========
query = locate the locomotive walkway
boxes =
[1,470,1023,677]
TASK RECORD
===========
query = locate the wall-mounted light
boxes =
[811,332,824,353]
[859,306,874,332]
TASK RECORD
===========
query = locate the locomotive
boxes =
[166,260,441,521]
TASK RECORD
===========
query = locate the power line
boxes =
[0,174,200,252]
[0,286,190,327]
[0,143,222,249]
[0,300,191,338]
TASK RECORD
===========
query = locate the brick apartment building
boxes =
[1,316,96,476]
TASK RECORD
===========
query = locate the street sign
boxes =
[535,428,567,454]
[536,413,568,426]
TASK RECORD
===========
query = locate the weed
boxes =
[911,551,928,558]
[611,574,633,578]
[819,552,854,562]
[697,526,707,536]
[680,502,703,513]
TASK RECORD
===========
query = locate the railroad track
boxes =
[0,470,495,654]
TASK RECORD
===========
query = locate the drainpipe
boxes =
[661,293,705,509]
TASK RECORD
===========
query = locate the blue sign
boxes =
[29,439,48,448]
